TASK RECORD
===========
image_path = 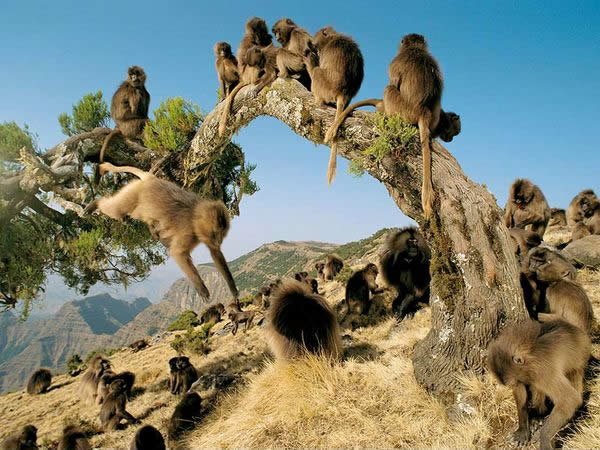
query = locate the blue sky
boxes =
[2,1,599,304]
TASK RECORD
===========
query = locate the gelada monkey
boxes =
[304,26,364,184]
[566,189,597,227]
[84,162,238,302]
[504,178,550,237]
[344,263,382,317]
[130,425,165,450]
[58,426,91,450]
[547,208,567,228]
[272,18,312,89]
[488,319,590,449]
[214,42,239,100]
[26,368,51,394]
[96,66,150,182]
[79,355,111,405]
[1,425,37,450]
[99,378,139,431]
[168,392,202,443]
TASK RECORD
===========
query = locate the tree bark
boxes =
[188,78,527,397]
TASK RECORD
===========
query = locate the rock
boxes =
[562,235,600,268]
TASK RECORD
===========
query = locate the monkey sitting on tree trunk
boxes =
[84,162,239,303]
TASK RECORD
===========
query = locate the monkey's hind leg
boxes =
[95,180,143,221]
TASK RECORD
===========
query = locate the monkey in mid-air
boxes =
[96,66,150,182]
[504,179,550,237]
[272,18,312,89]
[168,392,202,443]
[380,227,431,319]
[567,189,597,227]
[26,368,51,394]
[304,26,364,184]
[344,263,383,318]
[1,425,37,450]
[79,355,112,405]
[58,426,91,450]
[130,425,165,450]
[84,162,238,302]
[214,42,239,100]
[487,319,590,449]
[266,280,341,360]
[99,378,139,431]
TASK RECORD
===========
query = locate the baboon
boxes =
[130,425,166,450]
[323,255,344,281]
[58,426,91,450]
[572,198,600,239]
[237,17,275,75]
[382,34,444,219]
[26,368,51,394]
[79,355,111,404]
[99,379,139,431]
[380,227,431,319]
[509,229,542,318]
[1,425,37,450]
[567,189,597,227]
[218,44,277,136]
[168,392,202,442]
[229,309,255,335]
[97,66,150,179]
[272,18,312,89]
[571,222,592,241]
[487,319,590,449]
[266,280,342,360]
[304,26,364,184]
[200,303,225,324]
[84,163,238,302]
[344,263,382,317]
[315,262,325,281]
[508,228,542,267]
[129,339,148,352]
[504,179,551,237]
[97,371,135,405]
[168,356,198,395]
[547,208,567,228]
[584,199,600,235]
[308,278,319,294]
[260,285,273,309]
[214,42,239,100]
[529,247,593,333]
[294,271,309,282]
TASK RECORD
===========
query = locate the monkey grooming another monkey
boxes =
[100,378,139,431]
[344,263,383,317]
[97,371,135,405]
[96,66,150,182]
[84,162,238,302]
[567,189,597,227]
[272,18,312,89]
[130,425,166,450]
[168,356,198,395]
[237,17,275,76]
[228,309,256,335]
[1,425,37,450]
[214,42,239,100]
[323,255,344,281]
[26,368,51,394]
[266,280,342,360]
[380,227,431,319]
[79,355,111,405]
[58,426,91,450]
[304,26,364,184]
[168,392,202,443]
[488,319,590,449]
[504,179,551,237]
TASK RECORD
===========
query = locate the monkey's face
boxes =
[128,66,146,88]
[487,348,519,387]
[439,114,461,142]
[581,198,598,217]
[272,19,294,45]
[215,42,231,58]
[176,357,190,370]
[98,359,111,372]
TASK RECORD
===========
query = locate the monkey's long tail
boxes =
[218,83,247,137]
[99,163,152,180]
[327,146,337,185]
[324,99,382,144]
[94,129,120,185]
[418,114,434,220]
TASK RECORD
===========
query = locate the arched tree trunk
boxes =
[187,78,527,397]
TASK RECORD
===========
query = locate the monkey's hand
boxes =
[512,427,530,444]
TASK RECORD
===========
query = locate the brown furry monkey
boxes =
[168,392,202,443]
[58,426,91,450]
[344,263,383,316]
[79,355,111,405]
[128,339,148,352]
[487,319,590,449]
[200,303,225,324]
[584,199,600,235]
[308,278,319,294]
[237,17,275,75]
[304,26,364,184]
[96,371,135,405]
[294,271,309,282]
[504,179,550,237]
[96,66,150,181]
[26,368,51,394]
[380,227,431,319]
[508,228,542,267]
[84,162,238,302]
[214,42,239,100]
[567,189,597,227]
[1,425,37,450]
[168,356,198,395]
[99,378,139,431]
[323,255,344,281]
[272,18,312,89]
[547,208,567,228]
[266,280,342,360]
[315,262,325,281]
[130,425,165,450]
[228,309,256,335]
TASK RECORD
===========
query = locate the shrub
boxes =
[67,354,83,373]
[170,322,213,355]
[168,310,201,331]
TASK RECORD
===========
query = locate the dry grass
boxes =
[2,239,600,449]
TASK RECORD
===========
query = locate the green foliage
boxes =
[170,322,213,355]
[84,347,119,363]
[67,354,83,372]
[335,228,393,261]
[168,310,201,331]
[58,91,110,136]
[335,265,353,284]
[0,122,37,174]
[143,97,201,153]
[349,113,418,176]
[239,295,254,306]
